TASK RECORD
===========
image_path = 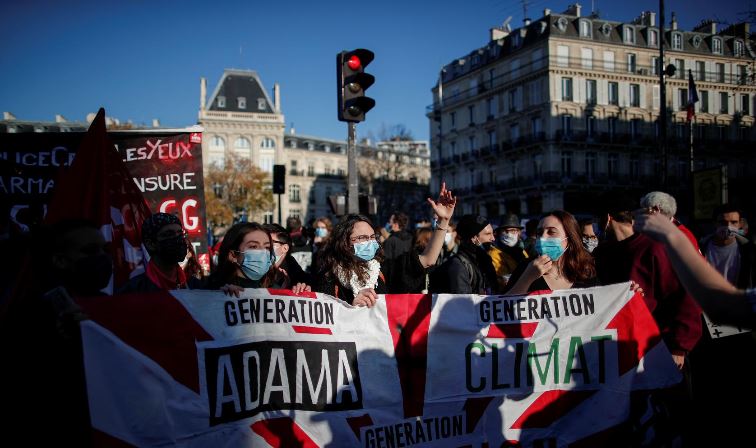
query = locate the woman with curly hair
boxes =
[503,210,597,294]
[315,183,456,306]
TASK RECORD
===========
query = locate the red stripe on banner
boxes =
[251,417,319,448]
[485,322,539,339]
[462,396,495,433]
[384,293,432,418]
[76,291,213,393]
[92,428,137,447]
[605,292,662,375]
[267,289,318,299]
[292,325,333,335]
[346,414,374,441]
[511,389,596,429]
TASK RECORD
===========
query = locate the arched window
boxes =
[235,137,250,150]
[210,135,226,150]
[289,184,301,202]
[261,137,276,149]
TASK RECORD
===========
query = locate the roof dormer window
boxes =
[648,29,658,47]
[712,37,722,54]
[734,40,744,57]
[671,32,683,50]
[237,97,246,109]
[217,96,226,108]
[579,19,592,38]
[257,98,266,110]
[623,26,635,44]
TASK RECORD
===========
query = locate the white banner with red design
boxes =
[77,283,681,447]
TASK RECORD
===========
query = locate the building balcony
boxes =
[289,169,305,176]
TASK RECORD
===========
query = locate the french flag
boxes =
[687,69,699,122]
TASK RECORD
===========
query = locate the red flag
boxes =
[45,108,152,292]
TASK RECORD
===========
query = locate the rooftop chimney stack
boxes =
[274,83,281,113]
[200,77,207,111]
[543,8,551,16]
[671,12,678,31]
[152,119,160,128]
[55,114,66,123]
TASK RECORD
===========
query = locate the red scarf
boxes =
[145,259,187,290]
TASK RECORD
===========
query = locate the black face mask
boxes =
[69,253,113,295]
[157,235,189,264]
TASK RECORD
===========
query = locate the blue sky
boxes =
[1,0,750,142]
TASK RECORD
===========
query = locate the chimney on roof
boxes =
[524,18,531,26]
[721,22,751,39]
[55,114,66,123]
[543,8,551,16]
[490,24,510,41]
[3,111,16,120]
[694,20,717,34]
[152,119,160,128]
[565,3,582,17]
[274,83,281,113]
[200,77,207,111]
[671,12,678,31]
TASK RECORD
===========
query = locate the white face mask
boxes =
[500,233,519,247]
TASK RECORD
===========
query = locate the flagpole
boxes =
[689,115,694,173]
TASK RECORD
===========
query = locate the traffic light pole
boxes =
[659,0,668,188]
[347,122,358,214]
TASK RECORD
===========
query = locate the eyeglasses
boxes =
[350,233,380,244]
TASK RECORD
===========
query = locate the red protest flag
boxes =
[45,108,152,292]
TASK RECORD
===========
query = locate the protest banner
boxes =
[0,123,209,272]
[76,283,681,447]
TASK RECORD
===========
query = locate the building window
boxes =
[586,116,596,137]
[234,137,250,149]
[672,32,682,50]
[720,92,729,114]
[561,151,573,177]
[652,56,660,75]
[696,61,706,81]
[630,155,639,179]
[712,37,722,54]
[580,19,592,38]
[739,65,749,84]
[486,97,496,118]
[217,96,226,108]
[561,115,572,136]
[488,130,496,148]
[289,209,301,219]
[700,90,709,113]
[585,152,596,178]
[717,126,727,140]
[608,117,618,138]
[508,89,516,112]
[630,84,640,107]
[259,155,273,173]
[623,26,635,44]
[630,119,641,139]
[608,153,618,177]
[716,63,725,83]
[263,212,274,224]
[742,94,750,115]
[648,29,658,47]
[557,45,569,67]
[603,51,615,72]
[261,137,275,149]
[509,124,519,142]
[678,89,687,111]
[735,40,744,57]
[289,185,301,202]
[608,82,619,105]
[561,77,573,102]
[468,105,475,125]
[450,141,457,156]
[675,59,685,79]
[257,98,266,110]
[450,111,456,129]
[586,79,597,105]
[237,97,246,109]
[627,53,636,73]
[532,116,542,135]
[581,48,593,69]
[468,136,477,151]
[307,165,315,176]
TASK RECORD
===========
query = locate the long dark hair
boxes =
[318,214,383,285]
[209,222,274,287]
[542,210,596,283]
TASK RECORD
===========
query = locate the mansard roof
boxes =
[207,69,275,114]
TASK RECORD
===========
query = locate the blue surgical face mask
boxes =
[354,240,379,261]
[239,249,272,280]
[535,237,567,261]
[315,227,328,238]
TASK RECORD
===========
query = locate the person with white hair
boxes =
[640,191,700,253]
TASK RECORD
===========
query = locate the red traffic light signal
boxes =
[337,49,375,123]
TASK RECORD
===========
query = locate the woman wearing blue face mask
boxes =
[205,222,277,290]
[503,210,597,295]
[315,183,457,306]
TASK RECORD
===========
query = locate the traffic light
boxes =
[337,49,375,122]
[272,164,285,194]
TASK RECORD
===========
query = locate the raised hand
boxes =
[427,181,457,222]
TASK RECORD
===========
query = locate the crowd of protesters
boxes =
[2,186,756,446]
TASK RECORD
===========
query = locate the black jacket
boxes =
[430,242,498,294]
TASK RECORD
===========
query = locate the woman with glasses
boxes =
[315,183,457,306]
